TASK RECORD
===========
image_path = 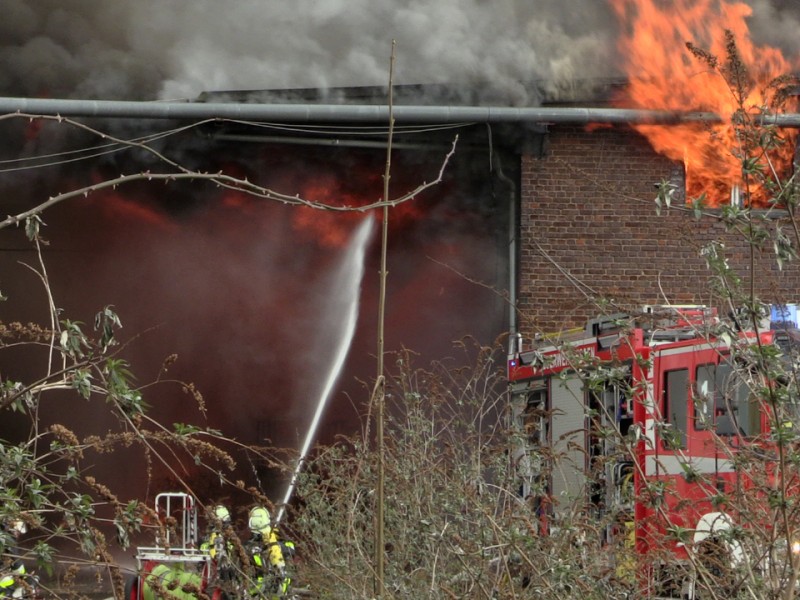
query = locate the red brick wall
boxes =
[518,125,800,334]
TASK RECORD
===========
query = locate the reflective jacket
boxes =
[0,547,25,596]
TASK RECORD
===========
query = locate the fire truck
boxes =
[507,304,799,597]
[124,493,226,600]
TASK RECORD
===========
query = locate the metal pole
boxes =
[4,96,797,126]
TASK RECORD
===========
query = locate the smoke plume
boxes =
[3,1,800,105]
[3,0,616,104]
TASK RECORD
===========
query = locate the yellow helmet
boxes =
[8,520,26,536]
[213,505,231,524]
[248,506,270,532]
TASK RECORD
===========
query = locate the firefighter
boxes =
[278,540,297,595]
[246,506,287,597]
[200,505,236,583]
[0,520,27,598]
[200,505,232,557]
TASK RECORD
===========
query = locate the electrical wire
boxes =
[220,118,473,137]
[0,116,472,174]
[0,120,211,173]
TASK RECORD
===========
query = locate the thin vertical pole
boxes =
[374,40,396,598]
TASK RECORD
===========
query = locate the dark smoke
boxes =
[0,119,509,503]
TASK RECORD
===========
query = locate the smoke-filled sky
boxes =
[0,0,795,105]
[1,0,800,505]
[1,0,611,103]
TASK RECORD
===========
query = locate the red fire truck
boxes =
[507,304,798,597]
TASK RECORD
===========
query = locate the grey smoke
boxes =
[3,1,798,105]
[747,0,800,59]
[0,0,622,103]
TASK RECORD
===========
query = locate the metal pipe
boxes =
[208,132,453,150]
[2,96,800,127]
[0,96,761,125]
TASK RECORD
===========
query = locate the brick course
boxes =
[518,125,800,334]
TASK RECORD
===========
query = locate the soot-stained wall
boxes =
[517,125,800,334]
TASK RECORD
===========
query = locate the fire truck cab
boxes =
[507,304,797,596]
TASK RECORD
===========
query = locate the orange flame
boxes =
[610,0,798,206]
[93,189,177,230]
[291,172,424,248]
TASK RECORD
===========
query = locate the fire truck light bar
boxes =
[771,304,800,329]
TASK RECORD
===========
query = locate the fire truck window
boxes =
[732,375,759,437]
[716,362,760,437]
[694,364,715,430]
[524,389,547,446]
[664,369,688,449]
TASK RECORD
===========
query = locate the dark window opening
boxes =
[588,372,633,516]
[523,388,548,448]
[664,369,688,449]
[515,385,549,504]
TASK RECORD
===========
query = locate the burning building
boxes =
[2,0,800,502]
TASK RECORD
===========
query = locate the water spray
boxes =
[276,216,374,524]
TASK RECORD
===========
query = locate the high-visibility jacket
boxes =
[200,531,232,559]
[253,527,285,570]
[0,551,25,596]
[248,528,286,595]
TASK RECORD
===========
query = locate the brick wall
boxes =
[518,125,800,334]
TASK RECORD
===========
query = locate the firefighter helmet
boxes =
[248,506,270,532]
[213,505,231,524]
[8,520,26,536]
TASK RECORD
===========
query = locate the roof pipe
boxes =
[4,96,800,126]
[208,132,454,150]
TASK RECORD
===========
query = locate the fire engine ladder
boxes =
[135,492,210,565]
[642,305,717,342]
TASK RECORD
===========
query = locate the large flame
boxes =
[610,0,798,206]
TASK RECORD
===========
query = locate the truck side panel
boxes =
[550,374,587,503]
